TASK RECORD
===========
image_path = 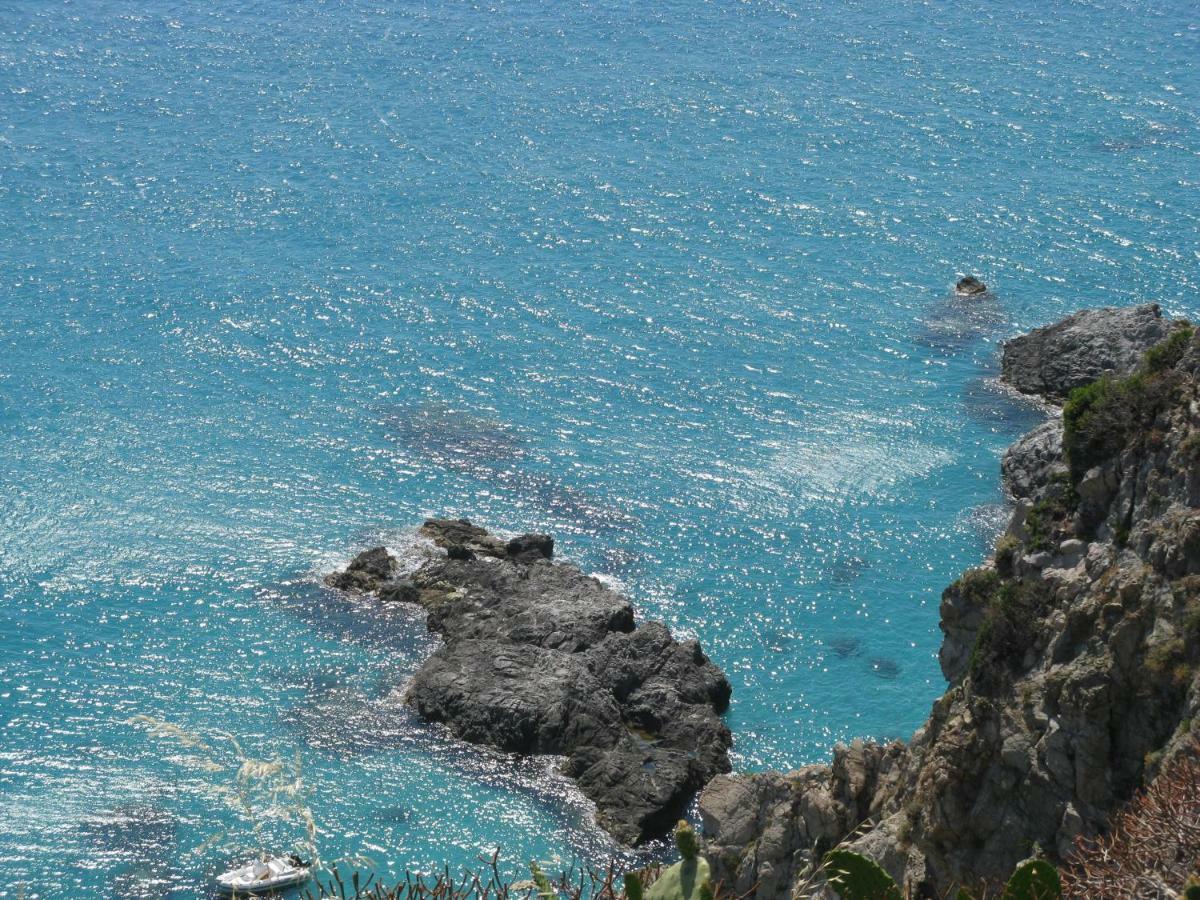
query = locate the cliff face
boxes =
[701,305,1200,896]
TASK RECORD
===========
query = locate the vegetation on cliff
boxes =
[699,309,1200,897]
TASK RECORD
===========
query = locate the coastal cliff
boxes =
[700,304,1200,896]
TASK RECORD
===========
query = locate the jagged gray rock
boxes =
[326,519,731,845]
[1000,303,1180,402]
[701,310,1200,895]
[955,276,988,296]
[1001,419,1066,501]
[324,546,397,593]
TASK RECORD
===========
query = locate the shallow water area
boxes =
[1,0,1198,895]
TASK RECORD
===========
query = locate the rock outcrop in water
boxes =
[999,303,1182,402]
[955,276,988,296]
[325,519,732,845]
[701,306,1200,894]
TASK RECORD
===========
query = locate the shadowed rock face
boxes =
[701,310,1200,896]
[325,518,732,845]
[1001,419,1066,502]
[1000,303,1181,402]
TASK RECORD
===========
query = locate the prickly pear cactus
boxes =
[529,861,556,899]
[1001,859,1061,900]
[822,849,904,900]
[624,871,645,900]
[644,821,713,900]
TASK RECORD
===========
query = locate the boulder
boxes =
[955,276,988,296]
[378,578,419,604]
[324,546,398,594]
[1000,303,1179,402]
[506,532,554,562]
[418,518,507,557]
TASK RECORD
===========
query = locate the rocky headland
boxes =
[699,303,1200,895]
[325,518,732,846]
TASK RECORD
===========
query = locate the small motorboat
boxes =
[216,855,312,894]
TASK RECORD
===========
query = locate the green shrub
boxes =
[1145,638,1193,689]
[1062,376,1137,481]
[1181,431,1200,463]
[969,582,1046,691]
[1022,480,1079,552]
[995,534,1021,576]
[1062,328,1193,482]
[1144,326,1194,373]
[954,567,1001,607]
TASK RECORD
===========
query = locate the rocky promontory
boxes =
[325,519,732,845]
[999,302,1183,402]
[701,305,1200,894]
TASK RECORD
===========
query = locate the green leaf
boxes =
[529,861,556,899]
[624,872,645,900]
[821,849,903,900]
[1001,858,1061,900]
[674,820,701,861]
[644,857,712,900]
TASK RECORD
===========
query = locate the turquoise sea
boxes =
[1,1,1198,895]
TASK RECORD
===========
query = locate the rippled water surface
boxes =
[2,0,1198,895]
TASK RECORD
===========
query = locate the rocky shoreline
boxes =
[323,303,1198,893]
[700,302,1200,895]
[325,518,732,846]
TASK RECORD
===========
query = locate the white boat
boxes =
[216,856,312,894]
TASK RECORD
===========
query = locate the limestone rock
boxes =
[1000,303,1179,402]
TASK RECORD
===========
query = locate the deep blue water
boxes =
[1,0,1198,895]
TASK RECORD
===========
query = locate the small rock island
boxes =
[325,518,732,845]
[955,275,988,296]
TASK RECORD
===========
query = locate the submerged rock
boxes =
[325,519,731,845]
[1000,303,1181,402]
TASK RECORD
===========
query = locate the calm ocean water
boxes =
[1,0,1197,895]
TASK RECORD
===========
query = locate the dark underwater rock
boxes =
[868,657,901,680]
[325,519,731,845]
[1000,303,1180,402]
[828,635,862,658]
